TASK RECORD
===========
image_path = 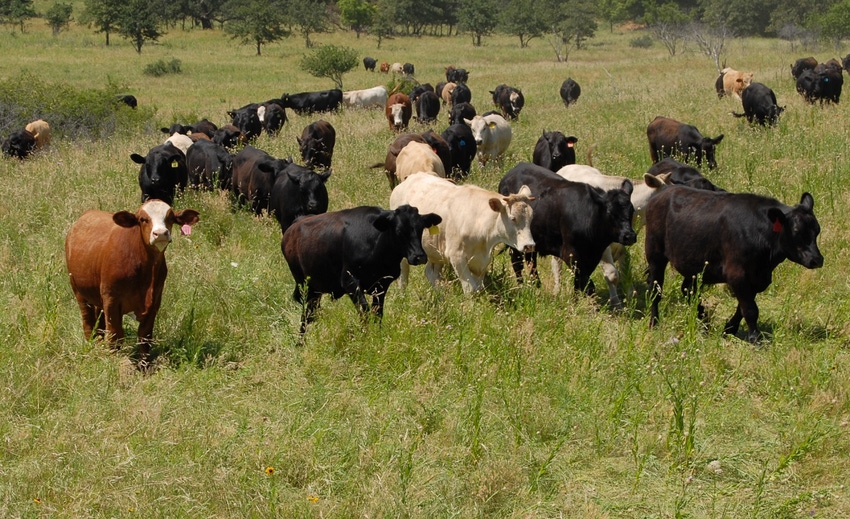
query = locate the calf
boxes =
[342,85,388,109]
[498,163,636,296]
[393,141,446,187]
[415,90,441,123]
[445,66,469,84]
[464,113,512,166]
[718,67,754,100]
[131,142,188,205]
[403,62,415,76]
[363,56,377,71]
[490,84,524,120]
[390,62,404,74]
[532,130,577,172]
[280,89,343,114]
[645,187,823,342]
[646,158,724,191]
[117,94,138,109]
[441,82,457,105]
[268,163,331,234]
[441,123,477,179]
[257,102,287,135]
[186,139,233,190]
[390,173,535,294]
[733,82,784,126]
[560,78,581,107]
[230,146,291,215]
[647,116,724,169]
[297,120,336,170]
[64,200,199,359]
[448,102,476,126]
[228,104,262,142]
[282,205,442,334]
[385,92,412,131]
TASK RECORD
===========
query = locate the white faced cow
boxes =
[464,113,511,167]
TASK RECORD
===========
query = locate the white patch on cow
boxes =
[257,105,266,123]
[142,200,173,251]
[390,104,404,125]
[165,132,193,156]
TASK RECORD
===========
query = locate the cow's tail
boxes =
[586,144,596,167]
[370,162,385,169]
[731,111,747,118]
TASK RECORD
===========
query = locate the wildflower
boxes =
[308,494,319,503]
[265,466,275,476]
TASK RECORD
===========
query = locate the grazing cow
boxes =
[228,104,262,142]
[714,70,726,98]
[385,92,412,131]
[64,200,199,359]
[371,131,450,188]
[213,125,242,149]
[532,130,578,172]
[732,82,784,126]
[390,62,404,74]
[281,204,442,334]
[409,83,434,104]
[186,139,233,190]
[131,142,188,205]
[791,56,818,79]
[451,83,472,106]
[342,85,388,109]
[230,146,291,215]
[449,102,476,126]
[117,94,138,109]
[441,123,477,179]
[297,120,336,170]
[646,187,823,342]
[415,90,441,123]
[393,141,446,187]
[464,113,512,166]
[1,129,36,159]
[164,132,194,156]
[498,163,637,296]
[268,163,331,234]
[445,66,469,84]
[380,62,390,73]
[441,82,457,105]
[717,67,754,100]
[257,102,287,135]
[420,129,452,172]
[191,118,218,138]
[161,123,193,136]
[556,164,671,307]
[24,119,51,149]
[560,78,581,107]
[797,64,843,104]
[390,173,536,294]
[403,62,415,76]
[647,116,724,169]
[646,158,724,191]
[363,56,377,71]
[490,84,525,119]
[280,89,343,114]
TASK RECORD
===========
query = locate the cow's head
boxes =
[131,142,187,203]
[699,134,724,169]
[598,180,637,246]
[465,116,491,146]
[285,165,331,215]
[389,103,406,129]
[113,200,199,252]
[492,185,535,253]
[770,192,824,269]
[1,130,36,159]
[373,204,441,266]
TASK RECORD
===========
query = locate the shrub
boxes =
[299,44,358,89]
[629,35,654,48]
[143,58,183,77]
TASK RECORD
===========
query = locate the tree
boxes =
[457,0,499,46]
[815,0,850,49]
[185,0,230,30]
[545,0,598,62]
[647,2,691,56]
[369,0,395,48]
[80,0,122,45]
[288,0,330,47]
[338,0,374,38]
[115,0,165,53]
[45,2,73,36]
[500,0,546,48]
[689,22,734,72]
[224,0,289,55]
[300,44,358,89]
[0,0,37,32]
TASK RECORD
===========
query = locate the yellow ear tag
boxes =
[171,160,179,168]
[488,122,497,129]
[428,225,440,235]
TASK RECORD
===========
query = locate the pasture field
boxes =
[1,19,850,518]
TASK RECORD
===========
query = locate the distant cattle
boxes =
[385,92,412,131]
[394,141,446,186]
[23,119,51,149]
[451,83,472,106]
[717,67,754,100]
[363,56,377,71]
[64,200,199,360]
[714,70,726,98]
[268,163,331,234]
[441,82,457,105]
[280,89,343,114]
[448,102,476,126]
[409,83,434,105]
[228,104,262,142]
[646,158,724,191]
[646,187,823,343]
[297,120,336,170]
[647,116,724,169]
[560,78,581,107]
[843,53,850,75]
[186,139,233,190]
[161,123,193,136]
[490,84,525,120]
[390,62,404,74]
[257,102,287,135]
[464,113,512,166]
[379,62,390,73]
[281,204,442,334]
[791,56,818,79]
[532,130,577,172]
[403,63,415,75]
[498,163,636,296]
[131,142,188,205]
[732,82,784,126]
[343,86,388,109]
[2,129,36,159]
[441,123,477,179]
[231,146,292,215]
[796,63,843,104]
[445,66,469,84]
[415,90,441,123]
[390,173,536,294]
[117,94,138,109]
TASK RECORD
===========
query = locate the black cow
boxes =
[791,57,818,79]
[131,142,188,205]
[230,146,291,215]
[646,158,724,191]
[415,91,441,123]
[259,102,287,135]
[448,102,476,126]
[409,83,434,105]
[843,54,850,75]
[403,63,415,76]
[498,163,636,295]
[645,187,823,343]
[213,125,242,149]
[297,120,336,170]
[282,204,442,334]
[191,119,218,138]
[116,94,138,109]
[714,70,726,98]
[797,64,843,104]
[532,130,577,172]
[420,129,453,173]
[2,129,36,159]
[490,84,525,120]
[363,56,377,71]
[280,89,343,115]
[268,163,331,234]
[445,66,469,84]
[451,83,472,106]
[228,104,262,141]
[732,82,784,126]
[647,116,724,169]
[186,139,233,190]
[441,123,477,179]
[560,78,581,107]
[160,123,193,136]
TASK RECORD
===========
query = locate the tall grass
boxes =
[0,19,849,518]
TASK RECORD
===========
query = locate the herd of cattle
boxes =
[5,55,827,362]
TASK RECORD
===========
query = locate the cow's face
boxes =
[700,134,724,169]
[113,200,199,252]
[389,104,406,128]
[132,145,186,189]
[374,205,441,266]
[287,166,330,215]
[772,193,824,269]
[465,117,489,146]
[494,185,535,253]
[509,91,523,114]
[602,181,637,245]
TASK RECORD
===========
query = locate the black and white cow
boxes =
[490,84,525,120]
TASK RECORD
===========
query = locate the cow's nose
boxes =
[475,139,483,145]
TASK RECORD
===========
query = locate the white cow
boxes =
[390,62,404,74]
[394,141,445,185]
[164,132,193,156]
[342,85,388,109]
[390,172,535,294]
[556,164,672,307]
[464,114,511,167]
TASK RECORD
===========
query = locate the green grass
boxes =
[1,19,849,518]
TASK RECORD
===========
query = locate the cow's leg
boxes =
[102,302,126,348]
[424,261,443,288]
[509,247,525,284]
[680,275,706,322]
[342,272,369,314]
[449,254,481,294]
[370,283,389,319]
[74,296,98,340]
[300,290,322,335]
[573,269,595,296]
[398,258,411,290]
[599,246,623,309]
[726,287,761,342]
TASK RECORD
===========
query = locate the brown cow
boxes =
[379,62,390,73]
[24,119,51,149]
[65,200,199,360]
[647,116,724,169]
[371,130,451,189]
[385,93,412,132]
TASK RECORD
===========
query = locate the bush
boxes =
[143,58,182,77]
[299,45,358,89]
[385,76,418,96]
[629,35,654,48]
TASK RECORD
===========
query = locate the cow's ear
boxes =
[566,136,578,144]
[113,211,139,228]
[258,161,276,174]
[130,153,146,164]
[160,127,170,134]
[489,198,506,213]
[422,213,442,228]
[620,179,634,196]
[319,169,332,181]
[713,134,725,144]
[286,169,301,183]
[372,210,395,231]
[518,185,533,199]
[175,209,200,227]
[767,208,787,232]
[227,111,235,118]
[800,192,815,211]
[296,137,302,146]
[463,118,473,126]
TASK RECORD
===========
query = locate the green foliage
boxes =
[299,44,358,89]
[288,0,330,48]
[115,0,165,53]
[457,0,499,46]
[142,57,182,77]
[338,0,375,38]
[0,0,37,31]
[629,34,654,47]
[224,0,289,56]
[45,2,73,36]
[814,0,850,47]
[79,0,122,45]
[500,0,546,48]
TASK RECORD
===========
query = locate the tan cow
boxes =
[24,119,51,149]
[394,141,445,186]
[390,172,535,294]
[720,68,754,100]
[441,82,457,106]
